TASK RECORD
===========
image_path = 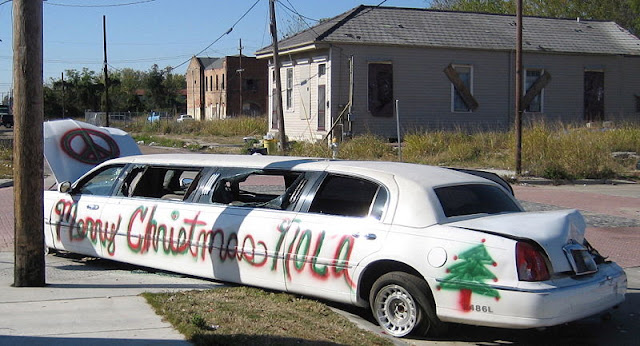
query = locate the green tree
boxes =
[431,0,640,34]
[437,243,500,311]
[43,65,187,119]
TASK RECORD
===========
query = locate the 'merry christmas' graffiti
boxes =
[437,240,500,312]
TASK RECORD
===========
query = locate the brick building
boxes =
[186,56,268,120]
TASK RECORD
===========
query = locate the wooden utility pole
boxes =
[515,0,523,175]
[269,0,287,151]
[238,38,244,116]
[103,15,110,127]
[13,0,45,287]
[61,72,65,117]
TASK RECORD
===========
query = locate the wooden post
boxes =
[61,72,65,117]
[269,0,287,151]
[13,0,45,287]
[515,0,523,175]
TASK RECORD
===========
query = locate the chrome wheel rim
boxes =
[374,284,418,337]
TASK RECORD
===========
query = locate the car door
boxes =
[104,164,215,276]
[192,168,307,291]
[282,173,391,304]
[45,164,126,257]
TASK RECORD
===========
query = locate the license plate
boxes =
[563,243,598,275]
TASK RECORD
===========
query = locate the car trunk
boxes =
[448,209,598,274]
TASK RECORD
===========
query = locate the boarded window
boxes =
[525,69,543,112]
[452,65,472,112]
[368,63,393,117]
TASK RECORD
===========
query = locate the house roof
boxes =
[256,5,640,56]
[196,57,221,70]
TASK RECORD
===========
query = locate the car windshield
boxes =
[435,184,521,217]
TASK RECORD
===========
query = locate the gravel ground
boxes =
[519,200,640,227]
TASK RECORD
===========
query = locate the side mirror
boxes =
[58,181,72,193]
[180,178,194,190]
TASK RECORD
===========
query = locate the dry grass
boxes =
[143,286,391,346]
[0,147,12,179]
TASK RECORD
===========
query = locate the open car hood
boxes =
[449,209,586,273]
[44,119,141,184]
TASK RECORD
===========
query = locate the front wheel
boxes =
[370,271,446,338]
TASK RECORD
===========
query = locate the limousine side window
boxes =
[211,170,305,210]
[119,165,203,201]
[74,164,125,196]
[308,175,386,219]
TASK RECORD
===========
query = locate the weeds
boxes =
[143,287,391,346]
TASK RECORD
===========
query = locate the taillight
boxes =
[516,241,550,281]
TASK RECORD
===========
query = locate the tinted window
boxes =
[308,175,384,219]
[435,184,520,217]
[75,165,124,196]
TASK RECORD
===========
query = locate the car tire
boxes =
[370,271,447,337]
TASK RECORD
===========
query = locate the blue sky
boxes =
[0,0,431,95]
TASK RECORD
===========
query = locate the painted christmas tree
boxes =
[437,241,500,312]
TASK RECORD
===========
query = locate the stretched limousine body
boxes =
[43,152,626,337]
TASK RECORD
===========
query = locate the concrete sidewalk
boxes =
[0,251,220,345]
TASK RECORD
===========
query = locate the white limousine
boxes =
[44,153,626,337]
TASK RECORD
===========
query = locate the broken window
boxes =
[123,166,203,201]
[75,165,125,196]
[318,63,326,77]
[525,69,543,112]
[211,169,306,210]
[368,62,394,117]
[451,65,473,112]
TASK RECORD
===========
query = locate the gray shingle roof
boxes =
[256,5,640,56]
[197,57,221,70]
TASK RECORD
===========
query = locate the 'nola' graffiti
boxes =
[437,240,500,312]
[51,199,356,289]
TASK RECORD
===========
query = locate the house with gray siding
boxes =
[255,5,640,142]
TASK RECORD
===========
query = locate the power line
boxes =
[171,0,261,70]
[45,0,156,8]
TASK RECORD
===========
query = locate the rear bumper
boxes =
[438,263,627,328]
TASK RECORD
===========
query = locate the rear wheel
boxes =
[370,271,446,337]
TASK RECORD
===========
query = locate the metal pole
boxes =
[270,0,287,151]
[515,0,523,175]
[395,99,402,161]
[61,72,65,117]
[13,0,45,287]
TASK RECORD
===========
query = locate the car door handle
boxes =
[86,204,100,210]
[352,233,377,240]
